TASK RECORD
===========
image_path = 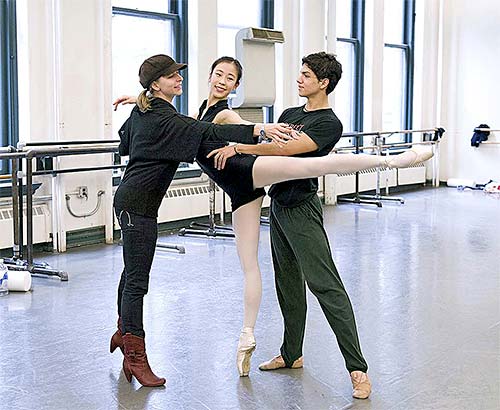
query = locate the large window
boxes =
[111,0,187,141]
[335,0,364,145]
[0,0,18,174]
[217,0,261,57]
[382,0,415,142]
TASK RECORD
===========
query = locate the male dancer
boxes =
[228,51,372,399]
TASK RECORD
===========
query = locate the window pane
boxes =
[217,0,261,56]
[384,0,404,44]
[336,0,352,38]
[217,27,239,57]
[112,14,173,139]
[334,41,355,144]
[112,0,169,14]
[382,47,406,142]
[217,0,261,28]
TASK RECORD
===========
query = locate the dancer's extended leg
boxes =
[232,196,264,376]
[252,146,433,189]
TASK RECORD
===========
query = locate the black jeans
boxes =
[115,208,158,338]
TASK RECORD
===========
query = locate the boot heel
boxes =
[122,333,166,387]
[110,338,117,353]
[110,318,124,354]
[123,359,132,383]
[110,331,123,354]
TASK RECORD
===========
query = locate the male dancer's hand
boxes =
[113,95,137,111]
[207,145,238,170]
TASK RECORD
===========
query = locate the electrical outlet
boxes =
[77,186,88,199]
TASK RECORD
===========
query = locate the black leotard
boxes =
[195,99,266,211]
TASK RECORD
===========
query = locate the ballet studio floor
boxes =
[1,187,499,410]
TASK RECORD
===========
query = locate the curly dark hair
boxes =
[302,52,342,95]
[210,56,243,84]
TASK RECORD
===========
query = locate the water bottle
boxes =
[0,259,8,297]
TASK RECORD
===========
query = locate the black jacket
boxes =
[114,98,256,217]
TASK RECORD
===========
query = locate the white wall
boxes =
[437,0,500,183]
[17,0,113,251]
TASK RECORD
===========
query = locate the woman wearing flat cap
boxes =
[109,54,293,387]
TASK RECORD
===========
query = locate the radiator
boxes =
[158,182,270,223]
[397,164,427,185]
[0,204,51,249]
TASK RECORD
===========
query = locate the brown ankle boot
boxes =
[122,333,166,387]
[110,318,124,354]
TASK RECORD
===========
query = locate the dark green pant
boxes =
[270,195,368,373]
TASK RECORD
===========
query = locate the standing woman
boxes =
[110,54,291,387]
[195,57,266,378]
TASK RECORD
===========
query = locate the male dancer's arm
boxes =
[207,132,319,170]
[207,111,342,169]
[235,132,318,155]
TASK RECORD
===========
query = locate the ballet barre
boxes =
[332,127,444,207]
[0,140,187,281]
[474,128,499,132]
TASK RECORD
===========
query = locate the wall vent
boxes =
[165,184,219,199]
[0,205,47,221]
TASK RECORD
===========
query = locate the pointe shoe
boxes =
[350,371,372,399]
[236,327,256,377]
[385,145,434,169]
[122,333,166,387]
[258,354,303,371]
[110,317,124,354]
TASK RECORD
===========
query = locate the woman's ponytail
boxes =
[137,89,153,113]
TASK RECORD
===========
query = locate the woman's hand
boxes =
[260,123,297,146]
[113,95,137,111]
[206,145,238,170]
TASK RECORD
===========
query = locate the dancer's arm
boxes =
[236,132,317,155]
[113,96,292,145]
[207,131,318,170]
[212,108,297,145]
[211,108,318,155]
[113,95,136,111]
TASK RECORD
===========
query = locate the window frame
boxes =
[0,0,19,174]
[112,0,188,113]
[383,0,415,142]
[261,0,274,122]
[336,0,365,137]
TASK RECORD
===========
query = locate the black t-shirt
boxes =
[268,105,342,207]
[114,98,256,217]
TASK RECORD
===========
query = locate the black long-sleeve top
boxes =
[114,98,256,217]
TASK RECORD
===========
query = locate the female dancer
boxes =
[112,56,433,382]
[110,54,292,387]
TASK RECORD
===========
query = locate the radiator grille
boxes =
[232,107,264,123]
[165,184,220,199]
[0,205,47,220]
